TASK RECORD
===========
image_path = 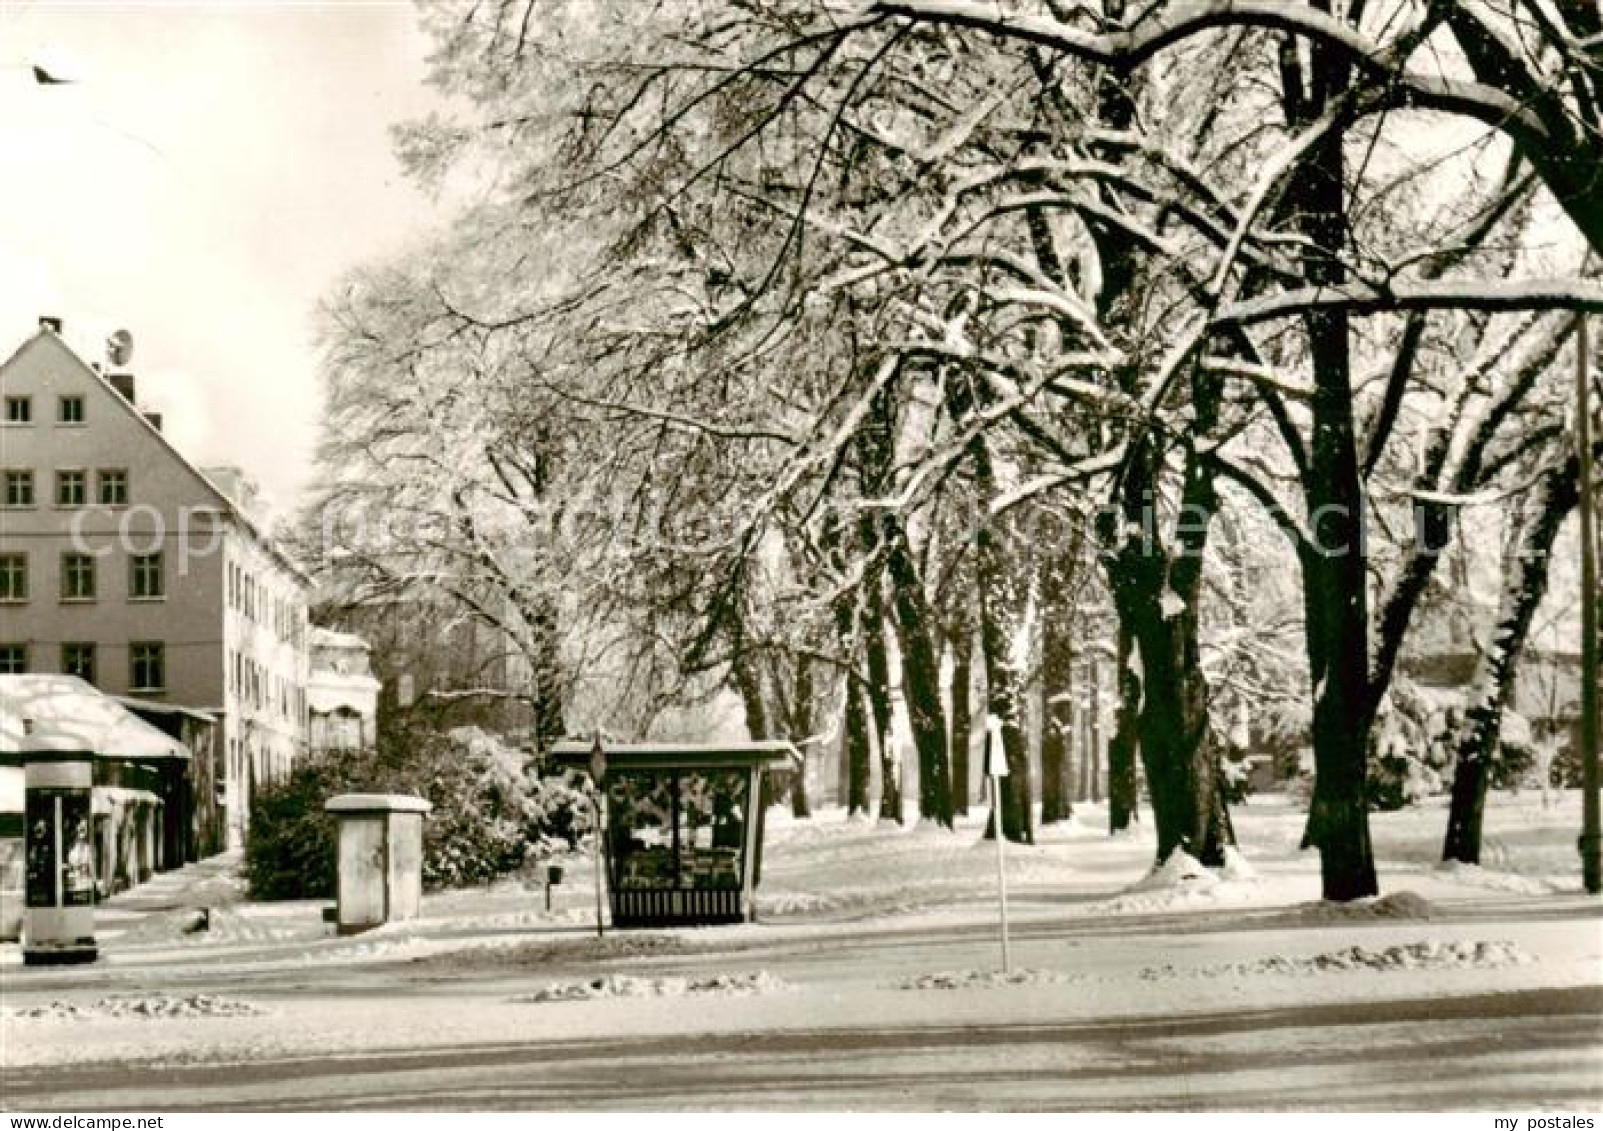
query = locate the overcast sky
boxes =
[0,1,443,518]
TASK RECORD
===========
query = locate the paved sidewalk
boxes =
[94,850,246,933]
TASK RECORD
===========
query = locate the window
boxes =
[0,644,26,674]
[4,470,34,507]
[130,642,165,692]
[62,642,95,683]
[57,395,84,424]
[130,552,164,599]
[97,469,128,505]
[0,554,26,602]
[55,470,86,507]
[60,553,95,600]
[4,396,30,423]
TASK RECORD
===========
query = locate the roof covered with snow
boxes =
[307,671,381,716]
[547,739,798,771]
[309,627,372,652]
[0,675,191,762]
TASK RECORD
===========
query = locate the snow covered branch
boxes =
[1214,279,1603,327]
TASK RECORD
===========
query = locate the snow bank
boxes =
[1219,846,1257,881]
[510,971,787,1002]
[405,930,695,972]
[1126,850,1217,892]
[1434,860,1565,896]
[1140,939,1534,981]
[893,968,1081,991]
[111,905,318,948]
[5,994,269,1022]
[1291,890,1433,923]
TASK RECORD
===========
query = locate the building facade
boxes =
[307,627,380,750]
[0,323,309,847]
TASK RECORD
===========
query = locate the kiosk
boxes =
[2,676,192,946]
[22,742,97,965]
[547,741,796,927]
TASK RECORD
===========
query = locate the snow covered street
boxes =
[3,794,1600,1111]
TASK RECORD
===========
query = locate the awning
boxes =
[0,675,191,762]
[0,765,20,813]
[547,740,799,772]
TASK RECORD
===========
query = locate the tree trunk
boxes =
[1287,24,1380,901]
[732,652,771,741]
[975,529,1035,843]
[1076,679,1092,803]
[789,656,815,819]
[1130,602,1230,865]
[945,369,1033,843]
[843,669,872,816]
[1299,541,1380,900]
[1108,624,1140,832]
[1087,654,1103,803]
[852,380,908,825]
[525,596,568,752]
[863,593,902,824]
[830,576,871,816]
[885,532,953,827]
[948,620,973,816]
[1103,439,1231,865]
[1039,589,1076,825]
[1444,454,1578,862]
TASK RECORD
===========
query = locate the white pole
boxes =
[1577,315,1600,895]
[593,788,607,938]
[992,771,1011,975]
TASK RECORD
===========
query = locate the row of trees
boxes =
[306,0,1603,900]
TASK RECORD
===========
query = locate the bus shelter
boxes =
[546,740,796,928]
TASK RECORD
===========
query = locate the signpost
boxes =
[589,733,609,937]
[1577,316,1600,895]
[984,715,1012,975]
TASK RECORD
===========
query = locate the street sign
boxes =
[984,715,1008,777]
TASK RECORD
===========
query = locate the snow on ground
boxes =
[510,970,788,1002]
[0,790,1598,1110]
[1137,939,1536,981]
[1279,890,1434,923]
[4,993,269,1021]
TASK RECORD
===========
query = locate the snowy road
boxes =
[5,902,1601,1111]
[4,798,1602,1111]
[5,971,1600,1110]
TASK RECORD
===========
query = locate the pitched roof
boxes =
[0,328,311,584]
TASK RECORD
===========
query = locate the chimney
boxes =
[109,373,136,404]
[38,315,62,334]
[142,411,163,432]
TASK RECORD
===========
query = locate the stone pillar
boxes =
[324,794,431,935]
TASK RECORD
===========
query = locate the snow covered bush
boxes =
[1366,677,1453,810]
[244,724,589,899]
[1486,711,1538,790]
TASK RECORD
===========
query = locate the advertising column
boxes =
[23,749,97,965]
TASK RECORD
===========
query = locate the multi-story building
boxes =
[0,320,310,847]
